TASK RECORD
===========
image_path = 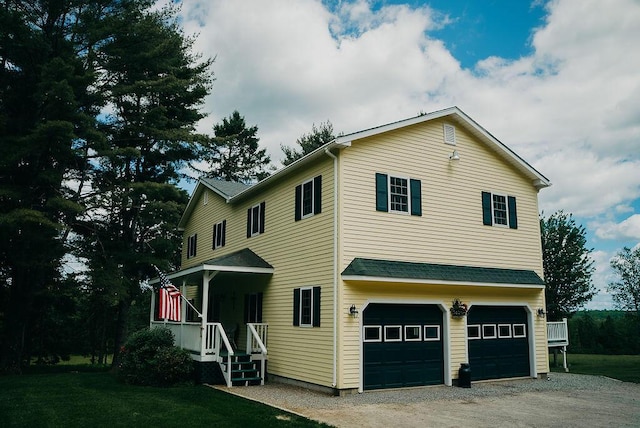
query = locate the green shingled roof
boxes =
[341,258,545,286]
[203,248,273,270]
[201,177,250,199]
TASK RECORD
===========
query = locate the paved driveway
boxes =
[215,373,640,427]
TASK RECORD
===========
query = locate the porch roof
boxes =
[152,248,273,283]
[341,258,545,288]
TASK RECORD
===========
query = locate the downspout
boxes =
[324,148,338,388]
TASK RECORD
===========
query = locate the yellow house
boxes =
[150,106,551,394]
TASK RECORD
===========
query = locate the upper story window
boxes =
[186,234,197,259]
[293,286,321,327]
[295,175,322,221]
[482,191,518,229]
[246,201,266,237]
[212,220,226,250]
[375,173,422,216]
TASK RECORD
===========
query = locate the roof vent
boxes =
[443,124,456,145]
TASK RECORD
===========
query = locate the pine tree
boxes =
[281,120,336,166]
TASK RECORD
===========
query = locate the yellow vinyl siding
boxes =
[180,158,336,387]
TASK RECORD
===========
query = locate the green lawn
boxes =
[549,353,640,383]
[0,370,329,428]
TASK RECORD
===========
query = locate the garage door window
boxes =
[513,324,526,338]
[498,324,512,338]
[405,325,421,341]
[424,325,440,341]
[364,326,382,342]
[482,324,497,339]
[467,325,481,340]
[384,325,402,342]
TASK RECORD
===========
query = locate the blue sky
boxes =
[176,0,640,309]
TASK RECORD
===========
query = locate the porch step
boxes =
[219,351,264,387]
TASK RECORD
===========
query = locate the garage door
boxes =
[363,303,444,390]
[467,306,530,381]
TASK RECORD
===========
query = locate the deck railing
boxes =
[547,318,569,346]
[150,321,201,352]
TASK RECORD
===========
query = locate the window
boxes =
[246,201,266,237]
[467,325,481,340]
[186,234,197,258]
[513,324,527,338]
[482,324,497,339]
[498,324,512,338]
[212,220,226,250]
[295,176,322,221]
[424,325,441,341]
[203,191,208,206]
[244,293,263,323]
[405,325,422,341]
[364,326,382,342]
[293,286,321,327]
[443,124,456,145]
[482,191,518,229]
[375,173,422,216]
[384,325,402,342]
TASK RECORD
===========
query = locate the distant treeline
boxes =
[565,310,640,355]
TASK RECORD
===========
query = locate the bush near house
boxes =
[118,327,194,386]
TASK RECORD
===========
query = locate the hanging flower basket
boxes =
[451,299,468,318]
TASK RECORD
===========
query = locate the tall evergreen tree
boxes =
[202,110,272,183]
[540,211,596,320]
[281,120,335,166]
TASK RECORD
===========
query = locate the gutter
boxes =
[324,147,339,389]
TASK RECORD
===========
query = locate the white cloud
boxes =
[595,215,640,240]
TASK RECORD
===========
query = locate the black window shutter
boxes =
[410,179,422,216]
[295,185,302,221]
[257,292,263,323]
[193,234,197,257]
[293,288,300,326]
[186,238,190,259]
[259,201,266,233]
[482,192,493,226]
[246,208,252,238]
[508,196,518,229]
[212,225,217,249]
[221,220,226,246]
[314,175,322,215]
[244,295,249,323]
[312,286,321,327]
[375,173,388,212]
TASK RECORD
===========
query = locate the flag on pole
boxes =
[153,265,181,322]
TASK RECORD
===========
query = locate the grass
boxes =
[0,369,329,428]
[549,353,640,383]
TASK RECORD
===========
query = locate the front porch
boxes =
[149,248,273,387]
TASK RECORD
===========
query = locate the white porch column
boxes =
[201,271,211,357]
[149,286,155,327]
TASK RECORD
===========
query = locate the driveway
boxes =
[214,373,640,427]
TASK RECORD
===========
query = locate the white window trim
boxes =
[467,324,481,340]
[513,324,527,338]
[444,123,456,145]
[498,324,512,339]
[491,193,509,228]
[404,325,422,341]
[384,325,403,342]
[363,326,382,343]
[482,324,497,339]
[213,221,224,250]
[299,286,313,327]
[187,234,197,258]
[250,203,262,237]
[300,178,315,220]
[388,175,411,215]
[423,325,441,341]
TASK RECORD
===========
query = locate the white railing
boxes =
[151,321,201,352]
[246,323,268,386]
[547,318,569,346]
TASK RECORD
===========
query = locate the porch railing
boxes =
[246,323,267,386]
[150,321,201,352]
[547,318,569,346]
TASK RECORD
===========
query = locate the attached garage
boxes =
[467,305,530,381]
[363,303,444,390]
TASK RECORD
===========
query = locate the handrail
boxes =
[247,323,268,355]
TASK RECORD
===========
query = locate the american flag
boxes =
[153,265,181,322]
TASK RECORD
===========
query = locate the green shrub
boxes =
[119,327,194,386]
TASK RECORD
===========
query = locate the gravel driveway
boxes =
[214,373,640,427]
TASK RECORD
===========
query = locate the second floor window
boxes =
[212,220,226,250]
[375,173,422,216]
[295,175,322,221]
[247,201,266,237]
[186,234,197,258]
[482,191,518,229]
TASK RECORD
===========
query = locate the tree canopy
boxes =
[608,246,640,315]
[281,120,336,166]
[540,211,596,320]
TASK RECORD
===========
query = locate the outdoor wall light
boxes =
[537,308,546,317]
[449,150,460,161]
[349,304,359,317]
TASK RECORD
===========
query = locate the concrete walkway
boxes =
[213,373,640,427]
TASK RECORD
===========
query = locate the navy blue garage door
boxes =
[467,305,530,381]
[363,304,444,390]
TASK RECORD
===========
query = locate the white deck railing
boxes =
[547,318,569,346]
[151,321,202,352]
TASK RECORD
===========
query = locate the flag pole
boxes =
[153,264,203,318]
